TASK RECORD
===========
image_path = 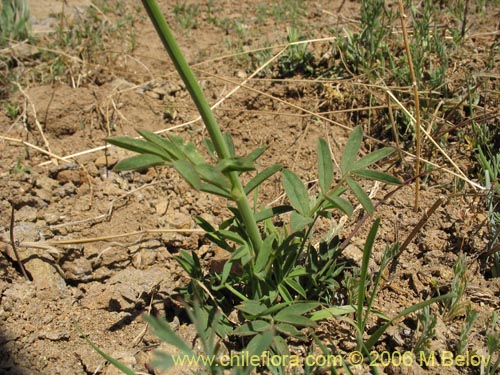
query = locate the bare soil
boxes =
[0,1,499,374]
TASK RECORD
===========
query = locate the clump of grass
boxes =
[0,0,31,47]
[173,0,200,30]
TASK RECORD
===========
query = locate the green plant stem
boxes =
[140,0,263,256]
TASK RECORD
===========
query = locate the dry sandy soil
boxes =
[0,0,499,374]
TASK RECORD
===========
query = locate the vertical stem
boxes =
[398,0,422,211]
[9,204,29,281]
[140,0,262,255]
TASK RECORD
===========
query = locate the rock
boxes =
[80,267,168,311]
[168,211,192,229]
[35,174,59,191]
[13,222,43,242]
[25,256,66,293]
[133,249,158,269]
[15,206,38,222]
[56,169,85,186]
[34,187,52,202]
[102,183,125,197]
[8,222,65,292]
[55,182,77,198]
[0,42,40,60]
[94,155,119,169]
[38,329,70,341]
[61,257,93,282]
[44,212,62,225]
[342,244,377,272]
[105,352,137,375]
[155,200,168,216]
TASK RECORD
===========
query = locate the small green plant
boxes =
[443,255,468,321]
[276,27,313,77]
[268,0,305,26]
[407,0,449,91]
[485,312,500,375]
[0,0,31,46]
[332,0,394,79]
[9,157,31,174]
[413,306,437,355]
[473,120,500,277]
[456,305,478,355]
[3,100,19,119]
[173,0,200,30]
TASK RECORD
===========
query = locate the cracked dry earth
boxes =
[1,0,500,374]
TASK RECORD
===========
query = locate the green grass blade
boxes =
[244,165,283,195]
[318,138,334,193]
[79,330,137,375]
[357,222,376,318]
[237,300,268,316]
[364,293,455,350]
[246,331,275,358]
[233,320,271,336]
[273,312,317,327]
[352,147,394,170]
[341,126,362,175]
[145,315,194,354]
[290,211,314,232]
[282,169,310,216]
[346,177,374,215]
[358,219,380,330]
[352,169,402,185]
[284,278,307,299]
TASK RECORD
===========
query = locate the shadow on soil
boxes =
[0,329,32,375]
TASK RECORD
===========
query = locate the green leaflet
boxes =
[282,169,310,216]
[318,138,334,193]
[114,154,165,171]
[346,177,374,215]
[341,126,362,175]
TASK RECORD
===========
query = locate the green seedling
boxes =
[443,255,468,321]
[276,27,313,77]
[485,312,500,375]
[456,304,478,355]
[173,0,200,30]
[414,305,437,355]
[0,0,31,47]
[3,100,19,119]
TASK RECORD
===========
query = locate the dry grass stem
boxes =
[9,204,29,280]
[15,83,55,164]
[398,0,422,210]
[1,135,71,164]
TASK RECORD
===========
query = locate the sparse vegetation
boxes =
[0,0,499,374]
